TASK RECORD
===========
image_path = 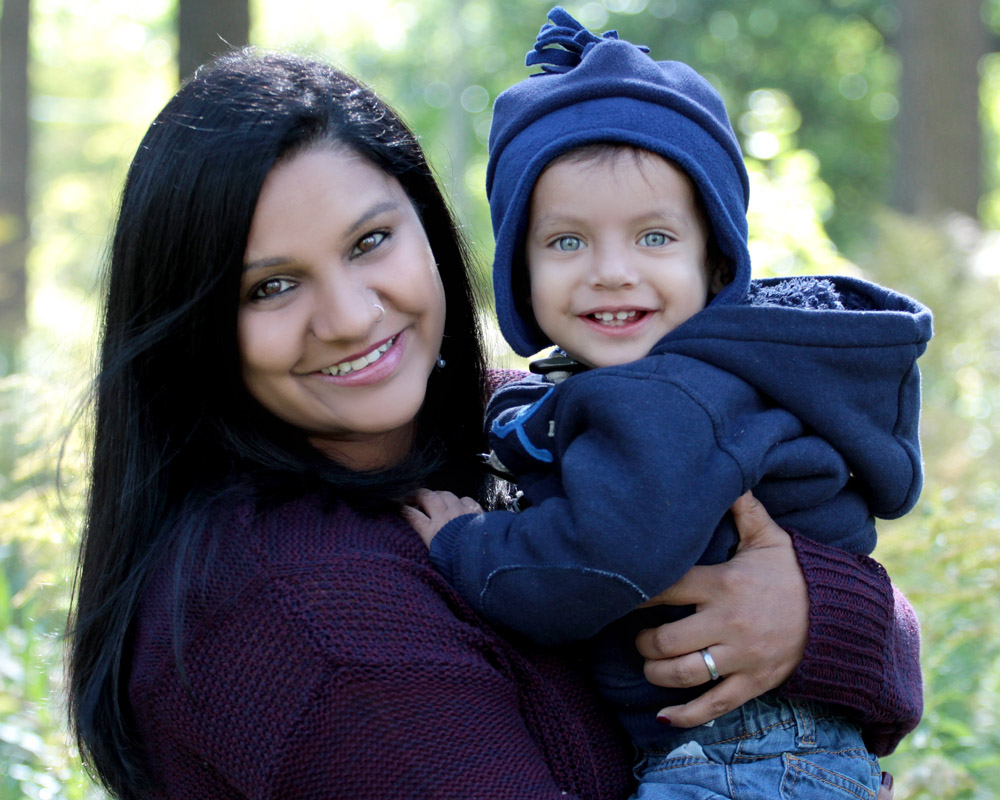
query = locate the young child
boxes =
[406,7,930,798]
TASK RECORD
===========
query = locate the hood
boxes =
[653,275,933,518]
[488,6,751,357]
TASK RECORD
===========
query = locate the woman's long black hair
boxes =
[67,49,491,798]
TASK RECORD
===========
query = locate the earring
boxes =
[435,353,447,370]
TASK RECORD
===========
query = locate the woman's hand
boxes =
[403,489,483,547]
[635,492,808,727]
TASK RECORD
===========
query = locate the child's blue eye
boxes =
[554,235,583,252]
[640,232,670,247]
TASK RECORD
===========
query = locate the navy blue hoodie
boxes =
[429,274,931,746]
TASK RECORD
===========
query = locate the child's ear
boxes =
[709,258,732,295]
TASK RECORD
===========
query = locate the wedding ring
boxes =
[700,648,721,681]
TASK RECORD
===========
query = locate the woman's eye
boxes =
[640,232,670,247]
[352,230,388,257]
[553,235,583,252]
[251,277,295,300]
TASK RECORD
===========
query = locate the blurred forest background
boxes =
[1,0,998,797]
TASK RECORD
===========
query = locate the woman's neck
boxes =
[308,423,415,472]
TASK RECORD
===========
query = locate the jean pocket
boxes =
[780,751,880,800]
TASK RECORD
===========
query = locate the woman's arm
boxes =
[780,531,922,756]
[636,493,921,756]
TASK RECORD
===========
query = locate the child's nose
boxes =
[589,249,638,289]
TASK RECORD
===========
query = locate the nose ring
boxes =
[372,301,385,322]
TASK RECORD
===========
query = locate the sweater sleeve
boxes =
[780,532,923,756]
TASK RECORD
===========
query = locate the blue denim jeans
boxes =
[631,693,880,800]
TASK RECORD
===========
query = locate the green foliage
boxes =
[0,372,95,799]
[856,212,1000,799]
[980,54,1000,229]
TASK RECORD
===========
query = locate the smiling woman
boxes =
[64,47,914,800]
[238,148,446,469]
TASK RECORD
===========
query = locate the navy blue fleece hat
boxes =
[487,7,752,357]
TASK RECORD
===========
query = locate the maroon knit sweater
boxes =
[127,494,920,799]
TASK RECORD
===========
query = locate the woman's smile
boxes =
[315,332,399,377]
[312,330,404,384]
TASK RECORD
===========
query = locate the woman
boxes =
[68,50,916,799]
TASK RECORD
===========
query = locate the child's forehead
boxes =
[555,142,664,165]
[534,146,698,201]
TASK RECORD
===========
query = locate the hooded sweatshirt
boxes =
[429,273,931,747]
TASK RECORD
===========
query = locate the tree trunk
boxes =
[0,0,30,362]
[892,0,988,217]
[177,0,250,83]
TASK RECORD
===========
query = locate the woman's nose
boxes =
[309,279,382,342]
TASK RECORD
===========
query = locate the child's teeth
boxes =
[592,310,638,324]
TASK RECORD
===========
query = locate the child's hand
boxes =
[403,489,484,547]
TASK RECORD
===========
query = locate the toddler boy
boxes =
[407,8,930,798]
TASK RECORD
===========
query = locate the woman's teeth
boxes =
[320,336,396,376]
[589,310,639,326]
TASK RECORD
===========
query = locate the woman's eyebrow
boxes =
[243,256,289,273]
[344,200,400,237]
[243,200,402,272]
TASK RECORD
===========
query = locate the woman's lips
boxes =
[311,329,407,386]
[318,334,398,376]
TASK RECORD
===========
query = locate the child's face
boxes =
[526,149,715,368]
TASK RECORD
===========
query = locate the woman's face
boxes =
[237,147,446,470]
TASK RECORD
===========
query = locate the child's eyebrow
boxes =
[529,207,695,231]
[528,211,577,229]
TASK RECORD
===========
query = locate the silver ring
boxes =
[372,302,385,322]
[700,648,721,681]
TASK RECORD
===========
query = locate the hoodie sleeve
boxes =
[430,370,751,643]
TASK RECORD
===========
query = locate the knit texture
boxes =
[782,532,923,756]
[487,6,751,356]
[128,494,633,799]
